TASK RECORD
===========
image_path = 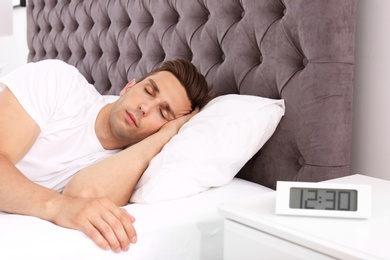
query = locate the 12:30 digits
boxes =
[289,188,358,211]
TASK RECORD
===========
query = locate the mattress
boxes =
[0,178,272,259]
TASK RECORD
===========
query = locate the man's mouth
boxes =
[125,110,138,127]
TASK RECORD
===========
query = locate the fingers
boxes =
[103,207,137,252]
[122,207,136,223]
[184,107,200,119]
[55,197,137,253]
[83,221,112,251]
[187,106,199,118]
[166,106,200,131]
[91,200,137,253]
[192,107,200,114]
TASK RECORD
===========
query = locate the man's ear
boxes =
[119,79,137,96]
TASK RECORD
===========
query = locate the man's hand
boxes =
[52,196,137,253]
[161,107,199,136]
[0,154,135,253]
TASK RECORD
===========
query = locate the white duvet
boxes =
[0,178,272,260]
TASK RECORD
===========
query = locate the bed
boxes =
[0,0,357,259]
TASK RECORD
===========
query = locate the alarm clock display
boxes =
[275,181,371,219]
[289,188,357,211]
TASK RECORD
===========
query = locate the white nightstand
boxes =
[218,174,390,259]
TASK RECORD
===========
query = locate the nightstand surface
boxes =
[218,174,390,259]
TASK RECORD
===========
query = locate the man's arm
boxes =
[63,109,198,206]
[0,87,135,253]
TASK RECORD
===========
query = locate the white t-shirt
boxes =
[0,59,120,192]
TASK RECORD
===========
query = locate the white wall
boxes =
[351,0,390,181]
[0,6,28,77]
[1,2,389,181]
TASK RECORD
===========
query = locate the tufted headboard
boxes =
[26,0,357,189]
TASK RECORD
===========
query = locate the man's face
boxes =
[109,71,192,145]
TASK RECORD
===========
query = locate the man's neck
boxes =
[95,103,122,150]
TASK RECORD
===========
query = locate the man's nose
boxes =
[138,101,156,116]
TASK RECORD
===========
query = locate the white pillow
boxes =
[130,94,285,203]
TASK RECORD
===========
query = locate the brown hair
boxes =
[139,59,213,110]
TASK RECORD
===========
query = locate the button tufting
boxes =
[205,10,210,20]
[298,157,305,166]
[302,58,309,67]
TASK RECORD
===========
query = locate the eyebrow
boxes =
[148,79,177,119]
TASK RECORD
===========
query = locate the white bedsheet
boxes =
[0,178,272,260]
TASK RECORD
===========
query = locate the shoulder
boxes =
[1,60,101,124]
[1,59,79,94]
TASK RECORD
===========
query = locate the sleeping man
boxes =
[0,59,212,253]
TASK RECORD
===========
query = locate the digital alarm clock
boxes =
[275,181,371,219]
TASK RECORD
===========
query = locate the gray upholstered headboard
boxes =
[26,0,357,189]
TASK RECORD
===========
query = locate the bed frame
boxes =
[26,0,357,189]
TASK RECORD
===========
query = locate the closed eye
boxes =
[160,108,169,120]
[144,87,153,96]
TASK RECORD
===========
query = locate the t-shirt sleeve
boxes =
[0,60,81,128]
